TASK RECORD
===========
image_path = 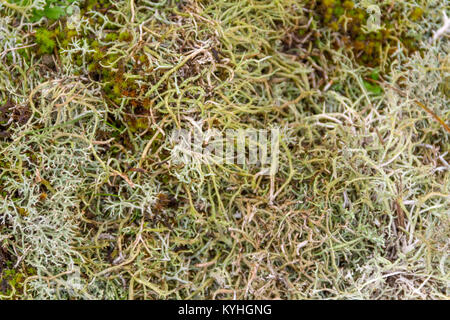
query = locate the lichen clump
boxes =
[0,0,448,300]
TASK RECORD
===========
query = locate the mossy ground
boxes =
[0,0,449,299]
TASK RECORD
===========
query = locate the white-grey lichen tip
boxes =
[432,11,450,42]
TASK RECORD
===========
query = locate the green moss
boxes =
[129,118,149,132]
[305,1,422,69]
[56,26,79,49]
[93,49,106,61]
[342,1,354,10]
[75,56,83,66]
[333,6,345,17]
[410,7,424,21]
[105,32,118,42]
[370,69,380,81]
[330,22,339,31]
[322,0,335,7]
[91,40,100,48]
[119,31,132,42]
[0,267,35,299]
[35,28,56,55]
[363,80,383,95]
[84,0,110,11]
[87,63,97,72]
[113,84,121,96]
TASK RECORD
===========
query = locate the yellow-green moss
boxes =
[35,28,56,55]
[305,0,422,68]
[410,7,424,21]
[119,31,132,42]
[0,266,36,299]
